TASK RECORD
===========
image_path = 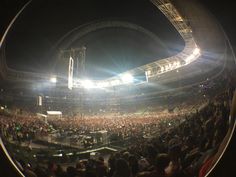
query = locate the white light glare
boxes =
[176,61,180,67]
[146,70,151,76]
[165,65,169,71]
[110,79,120,86]
[81,80,94,88]
[161,67,164,72]
[50,77,57,83]
[193,48,200,55]
[97,82,109,88]
[121,73,134,83]
[186,54,195,63]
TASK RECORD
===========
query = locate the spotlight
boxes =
[50,77,57,83]
[97,81,109,88]
[193,48,200,55]
[186,54,194,63]
[110,79,121,86]
[121,73,134,83]
[165,65,169,71]
[161,67,164,72]
[81,80,94,89]
[176,61,180,67]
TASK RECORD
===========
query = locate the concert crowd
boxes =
[0,89,232,177]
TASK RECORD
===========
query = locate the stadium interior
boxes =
[0,0,236,177]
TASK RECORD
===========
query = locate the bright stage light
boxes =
[121,73,134,83]
[186,54,194,63]
[165,65,169,71]
[146,70,151,76]
[97,81,109,88]
[81,80,94,88]
[176,61,180,67]
[193,48,200,55]
[161,66,164,72]
[50,77,57,83]
[110,79,121,86]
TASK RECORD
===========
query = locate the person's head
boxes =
[56,164,63,172]
[115,158,131,177]
[128,155,138,165]
[186,136,196,148]
[76,161,85,170]
[155,153,170,171]
[168,144,181,160]
[66,166,77,177]
[114,152,121,159]
[34,166,47,177]
[47,161,57,172]
[98,156,104,163]
[138,157,150,171]
[128,155,139,175]
[146,144,157,157]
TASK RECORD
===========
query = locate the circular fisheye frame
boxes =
[0,0,235,177]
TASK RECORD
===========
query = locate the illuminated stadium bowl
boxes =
[0,0,235,177]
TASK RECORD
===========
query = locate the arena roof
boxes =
[4,0,184,79]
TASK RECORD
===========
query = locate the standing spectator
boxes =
[112,159,131,177]
[137,153,170,177]
[96,156,108,177]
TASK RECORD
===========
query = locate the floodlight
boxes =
[110,79,121,86]
[193,48,200,55]
[146,70,151,76]
[176,61,180,67]
[50,77,57,83]
[186,54,194,63]
[97,81,109,88]
[165,65,169,71]
[161,66,164,72]
[121,73,134,83]
[81,80,94,88]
